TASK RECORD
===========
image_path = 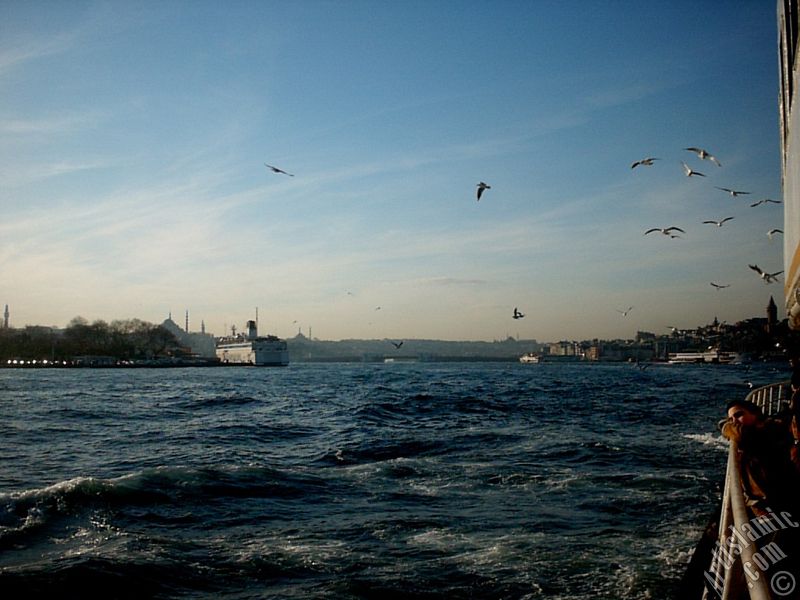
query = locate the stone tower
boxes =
[767,296,778,333]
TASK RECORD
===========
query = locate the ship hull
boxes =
[216,340,289,366]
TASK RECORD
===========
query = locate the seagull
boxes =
[685,147,721,166]
[477,182,491,201]
[264,163,294,176]
[617,306,634,317]
[702,217,734,227]
[644,226,686,236]
[768,228,784,239]
[390,340,404,349]
[682,161,706,177]
[631,157,659,169]
[748,264,783,284]
[513,307,525,319]
[375,306,382,311]
[710,282,730,290]
[750,198,782,207]
[715,187,750,197]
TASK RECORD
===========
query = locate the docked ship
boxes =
[215,320,289,366]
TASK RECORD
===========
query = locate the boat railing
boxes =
[702,381,791,600]
[745,381,791,416]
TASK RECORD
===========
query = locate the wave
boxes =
[0,464,329,550]
[682,432,729,451]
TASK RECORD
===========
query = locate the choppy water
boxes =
[0,361,786,599]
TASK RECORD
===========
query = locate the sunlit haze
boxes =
[1,2,783,341]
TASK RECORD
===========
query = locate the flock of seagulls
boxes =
[266,142,781,334]
[635,146,783,292]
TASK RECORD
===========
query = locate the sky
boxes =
[0,1,786,342]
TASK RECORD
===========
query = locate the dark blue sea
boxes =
[0,361,787,599]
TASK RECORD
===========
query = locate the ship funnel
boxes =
[247,320,258,340]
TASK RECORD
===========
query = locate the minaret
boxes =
[185,310,189,333]
[201,320,206,334]
[3,304,8,329]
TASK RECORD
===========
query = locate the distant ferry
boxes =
[216,320,289,366]
[519,353,581,363]
[667,348,745,365]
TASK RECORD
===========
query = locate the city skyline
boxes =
[1,2,784,342]
[0,295,780,346]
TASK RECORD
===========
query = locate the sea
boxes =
[0,361,788,599]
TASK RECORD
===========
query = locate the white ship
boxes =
[667,348,745,365]
[519,353,541,363]
[216,320,289,366]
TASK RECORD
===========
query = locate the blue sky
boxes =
[0,1,784,342]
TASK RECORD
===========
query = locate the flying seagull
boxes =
[681,161,706,177]
[748,264,783,284]
[617,306,634,317]
[768,228,784,239]
[390,340,404,349]
[702,217,734,227]
[715,187,750,197]
[477,182,491,201]
[751,198,782,207]
[513,307,525,319]
[644,226,685,236]
[685,147,721,166]
[631,157,659,169]
[264,163,294,176]
[710,282,730,290]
